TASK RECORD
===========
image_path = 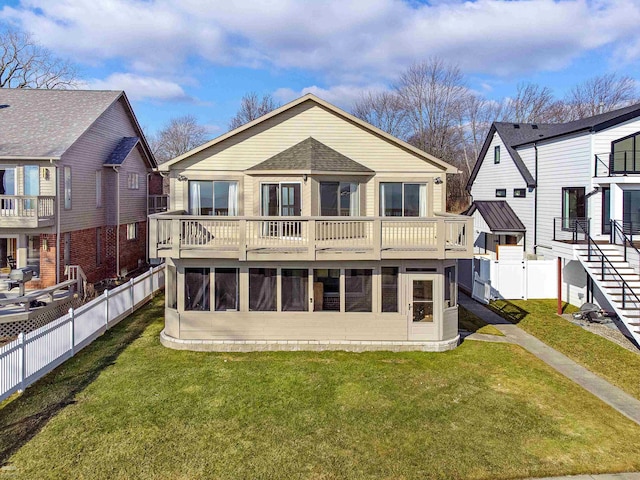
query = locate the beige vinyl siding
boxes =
[58,98,143,233]
[471,133,534,253]
[534,132,592,250]
[178,103,445,174]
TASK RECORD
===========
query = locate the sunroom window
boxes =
[380,182,427,217]
[189,180,238,216]
[320,182,359,216]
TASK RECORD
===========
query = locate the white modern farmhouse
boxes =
[466,103,640,345]
[150,94,473,351]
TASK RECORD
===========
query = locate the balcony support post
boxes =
[171,218,181,258]
[308,219,316,261]
[373,218,382,260]
[238,219,247,261]
[436,218,446,257]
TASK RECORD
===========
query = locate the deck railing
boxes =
[149,213,473,260]
[148,195,169,214]
[0,196,55,219]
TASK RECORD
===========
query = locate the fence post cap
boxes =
[104,288,109,297]
[68,307,74,315]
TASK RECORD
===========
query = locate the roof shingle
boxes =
[0,89,122,158]
[246,137,373,173]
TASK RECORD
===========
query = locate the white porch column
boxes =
[16,234,27,269]
[610,183,624,223]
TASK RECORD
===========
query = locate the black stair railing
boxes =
[577,221,640,310]
[610,219,640,269]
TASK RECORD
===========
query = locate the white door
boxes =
[407,273,438,341]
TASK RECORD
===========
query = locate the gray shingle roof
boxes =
[0,89,122,158]
[104,137,139,166]
[466,200,526,233]
[246,137,373,173]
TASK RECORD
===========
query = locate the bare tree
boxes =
[565,73,639,120]
[395,58,469,163]
[456,95,501,180]
[150,115,208,164]
[351,90,409,139]
[500,82,565,123]
[0,26,79,89]
[229,92,280,130]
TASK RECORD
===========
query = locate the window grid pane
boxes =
[345,269,372,312]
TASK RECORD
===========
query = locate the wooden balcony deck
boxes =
[0,196,56,228]
[149,212,474,261]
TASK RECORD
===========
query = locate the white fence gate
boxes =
[469,257,557,303]
[0,265,165,402]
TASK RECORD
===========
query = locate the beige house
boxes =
[151,94,473,352]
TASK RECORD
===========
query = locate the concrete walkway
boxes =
[459,293,640,427]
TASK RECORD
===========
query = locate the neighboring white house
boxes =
[466,104,640,346]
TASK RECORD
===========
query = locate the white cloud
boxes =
[274,84,390,109]
[87,73,192,102]
[2,0,640,81]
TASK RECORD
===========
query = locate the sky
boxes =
[2,0,640,138]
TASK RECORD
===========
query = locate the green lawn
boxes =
[488,298,640,400]
[458,306,504,336]
[2,297,640,479]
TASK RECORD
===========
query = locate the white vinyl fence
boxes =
[462,256,557,304]
[0,265,165,402]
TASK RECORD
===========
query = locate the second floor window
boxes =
[127,173,139,190]
[320,182,359,216]
[612,131,640,173]
[189,180,238,216]
[380,183,427,217]
[64,166,72,210]
[96,170,102,207]
[494,145,500,164]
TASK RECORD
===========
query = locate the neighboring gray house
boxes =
[466,103,640,345]
[0,89,158,288]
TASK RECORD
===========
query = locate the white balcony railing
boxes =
[150,213,473,260]
[0,196,55,225]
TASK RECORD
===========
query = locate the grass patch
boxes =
[2,296,640,479]
[488,298,640,400]
[458,306,504,336]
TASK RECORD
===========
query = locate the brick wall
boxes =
[29,221,147,288]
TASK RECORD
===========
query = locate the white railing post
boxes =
[130,278,135,312]
[69,307,75,355]
[18,332,25,393]
[104,289,110,329]
[149,266,154,298]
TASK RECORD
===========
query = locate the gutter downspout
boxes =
[113,166,120,278]
[534,143,538,255]
[53,160,60,284]
[146,172,151,265]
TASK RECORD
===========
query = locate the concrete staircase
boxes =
[575,243,640,347]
